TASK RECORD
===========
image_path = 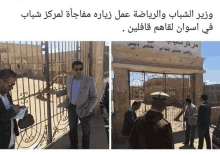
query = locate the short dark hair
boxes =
[72,61,83,69]
[186,98,191,103]
[201,94,208,101]
[0,69,17,80]
[132,101,141,106]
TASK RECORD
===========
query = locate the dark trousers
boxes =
[185,123,196,145]
[198,127,211,149]
[8,144,15,149]
[68,104,91,149]
[105,127,109,145]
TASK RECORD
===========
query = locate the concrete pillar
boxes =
[194,73,203,108]
[218,95,220,104]
[112,67,129,142]
[190,75,194,103]
[90,42,105,119]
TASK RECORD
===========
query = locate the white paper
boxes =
[12,107,27,119]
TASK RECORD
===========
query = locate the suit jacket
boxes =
[197,101,211,130]
[122,107,137,136]
[100,81,109,125]
[129,109,174,149]
[0,93,19,149]
[57,74,98,118]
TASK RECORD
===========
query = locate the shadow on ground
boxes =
[173,129,199,144]
[112,136,130,149]
[112,128,213,149]
[179,145,196,149]
[46,117,109,149]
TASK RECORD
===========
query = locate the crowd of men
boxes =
[122,92,212,149]
[0,60,213,149]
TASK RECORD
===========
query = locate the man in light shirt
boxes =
[0,69,23,149]
[56,61,98,149]
[184,98,197,147]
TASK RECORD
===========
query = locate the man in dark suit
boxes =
[100,79,109,144]
[0,69,23,149]
[128,92,174,149]
[122,101,141,136]
[197,94,211,149]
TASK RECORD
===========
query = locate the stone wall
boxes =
[112,44,205,142]
[211,106,220,125]
[112,45,204,70]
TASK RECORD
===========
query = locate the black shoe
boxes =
[68,146,78,149]
[189,143,194,147]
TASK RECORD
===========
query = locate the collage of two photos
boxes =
[0,41,220,150]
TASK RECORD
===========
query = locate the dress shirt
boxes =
[185,103,197,118]
[71,79,81,105]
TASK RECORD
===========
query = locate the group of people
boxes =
[0,60,212,149]
[122,92,212,149]
[0,61,109,149]
[184,94,211,149]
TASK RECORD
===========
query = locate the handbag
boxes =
[18,114,35,129]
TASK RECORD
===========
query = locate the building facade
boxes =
[112,41,205,143]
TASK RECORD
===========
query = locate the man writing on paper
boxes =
[0,69,25,149]
[184,98,197,147]
[55,61,98,149]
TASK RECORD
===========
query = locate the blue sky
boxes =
[111,41,220,85]
[202,41,220,84]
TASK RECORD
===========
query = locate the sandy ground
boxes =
[136,103,184,131]
[112,127,214,149]
[46,117,109,149]
[113,100,214,149]
[174,127,214,149]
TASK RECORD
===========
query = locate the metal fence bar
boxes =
[45,42,52,144]
[50,42,55,122]
[164,74,167,119]
[13,41,19,106]
[0,41,95,149]
[6,42,10,68]
[35,41,42,144]
[20,42,25,107]
[128,71,131,106]
[128,71,193,129]
[144,72,146,112]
